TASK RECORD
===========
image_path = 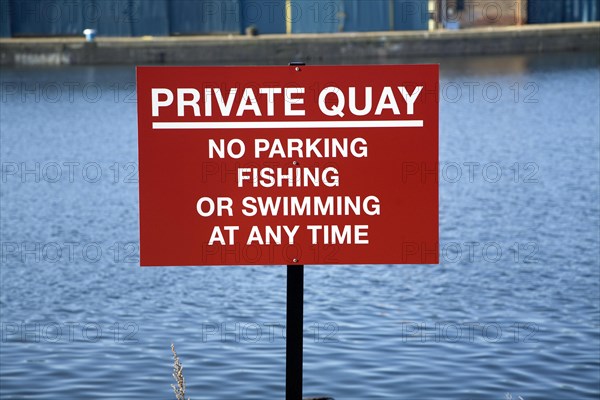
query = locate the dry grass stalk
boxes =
[171,343,189,400]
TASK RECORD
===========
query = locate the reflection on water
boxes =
[1,52,599,399]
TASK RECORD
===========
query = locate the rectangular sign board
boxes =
[137,65,438,266]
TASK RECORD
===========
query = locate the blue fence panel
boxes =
[528,1,563,24]
[132,0,169,36]
[567,0,599,22]
[394,0,428,30]
[240,0,285,34]
[81,0,132,36]
[4,0,163,37]
[292,0,343,33]
[528,0,599,24]
[0,0,11,37]
[169,0,241,34]
[77,0,168,37]
[8,0,84,36]
[292,0,426,33]
[343,0,389,32]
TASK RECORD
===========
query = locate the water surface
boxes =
[1,52,599,399]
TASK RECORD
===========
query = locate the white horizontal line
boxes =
[152,120,424,130]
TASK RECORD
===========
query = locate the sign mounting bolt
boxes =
[293,258,298,263]
[295,67,301,72]
[293,161,298,165]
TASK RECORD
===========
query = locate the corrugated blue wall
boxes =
[3,0,171,37]
[344,0,390,32]
[528,0,599,24]
[292,0,343,33]
[292,0,428,33]
[169,0,239,35]
[0,0,11,37]
[8,0,85,36]
[241,0,286,34]
[2,0,599,38]
[0,0,429,37]
[394,0,429,31]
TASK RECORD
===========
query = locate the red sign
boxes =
[137,65,438,266]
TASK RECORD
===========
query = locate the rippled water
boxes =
[1,52,599,399]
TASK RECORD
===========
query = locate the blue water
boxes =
[1,52,599,399]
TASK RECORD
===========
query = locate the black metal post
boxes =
[286,264,304,400]
[285,60,306,400]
